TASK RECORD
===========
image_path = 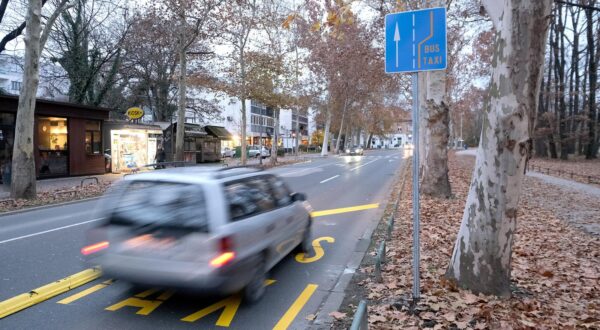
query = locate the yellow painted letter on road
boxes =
[105,289,174,316]
[295,237,335,263]
[181,280,276,327]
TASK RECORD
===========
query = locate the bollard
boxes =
[350,300,369,330]
[386,216,394,240]
[374,252,382,283]
[80,177,99,188]
[378,241,386,264]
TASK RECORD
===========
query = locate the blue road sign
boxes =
[385,8,447,73]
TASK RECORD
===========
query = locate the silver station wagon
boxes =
[83,167,313,302]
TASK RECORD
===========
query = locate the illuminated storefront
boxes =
[103,121,163,173]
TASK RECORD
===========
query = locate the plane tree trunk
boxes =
[11,0,67,199]
[175,44,187,162]
[321,108,331,156]
[421,69,452,198]
[446,0,553,297]
[11,0,43,199]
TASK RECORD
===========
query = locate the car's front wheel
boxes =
[295,225,312,254]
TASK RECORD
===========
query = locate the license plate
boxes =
[124,234,176,250]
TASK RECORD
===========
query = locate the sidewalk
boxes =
[456,149,600,198]
[0,173,123,200]
[456,149,600,235]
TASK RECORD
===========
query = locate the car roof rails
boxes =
[214,165,264,179]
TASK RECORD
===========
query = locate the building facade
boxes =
[0,95,110,183]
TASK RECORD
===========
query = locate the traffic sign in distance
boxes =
[385,8,447,73]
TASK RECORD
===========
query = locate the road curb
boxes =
[0,267,102,319]
[0,197,101,218]
[312,159,408,327]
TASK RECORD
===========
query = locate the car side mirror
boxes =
[291,192,306,202]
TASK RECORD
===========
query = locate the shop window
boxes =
[85,121,101,154]
[38,117,68,151]
[38,117,68,177]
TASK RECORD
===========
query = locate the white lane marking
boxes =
[279,168,323,177]
[349,159,379,171]
[0,218,103,245]
[320,175,340,184]
[273,162,338,175]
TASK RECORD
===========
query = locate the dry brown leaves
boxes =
[0,182,112,213]
[530,157,600,186]
[360,152,600,329]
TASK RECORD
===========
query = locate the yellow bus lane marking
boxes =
[134,288,161,299]
[295,237,335,263]
[417,11,435,69]
[310,203,379,218]
[57,279,114,305]
[105,289,175,316]
[273,284,319,330]
[0,267,102,319]
[181,279,276,327]
[0,202,373,319]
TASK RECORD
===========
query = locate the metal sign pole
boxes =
[411,72,420,300]
[385,6,446,303]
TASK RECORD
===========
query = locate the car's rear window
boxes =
[110,181,209,231]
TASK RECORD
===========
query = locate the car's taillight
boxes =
[81,241,109,255]
[210,252,235,267]
[219,236,234,252]
[210,236,235,268]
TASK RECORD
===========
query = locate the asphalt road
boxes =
[0,149,407,329]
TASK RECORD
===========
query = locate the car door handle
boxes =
[266,224,276,233]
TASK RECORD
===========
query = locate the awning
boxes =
[205,126,233,140]
[183,123,207,137]
[185,130,207,138]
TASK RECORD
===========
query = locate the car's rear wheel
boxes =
[295,225,312,254]
[244,260,267,304]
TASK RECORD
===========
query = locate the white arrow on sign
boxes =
[394,22,400,67]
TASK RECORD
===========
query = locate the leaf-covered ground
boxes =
[335,152,599,329]
[530,157,600,186]
[0,182,113,213]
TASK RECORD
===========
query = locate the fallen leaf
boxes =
[442,312,456,322]
[369,314,386,323]
[520,318,537,327]
[305,314,316,321]
[455,321,469,329]
[329,311,346,320]
[540,270,554,278]
[462,292,479,304]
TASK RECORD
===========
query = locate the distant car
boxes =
[221,147,234,158]
[248,146,270,159]
[345,145,364,156]
[82,167,312,303]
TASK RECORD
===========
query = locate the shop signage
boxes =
[126,107,144,120]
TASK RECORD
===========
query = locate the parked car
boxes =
[221,147,234,158]
[345,145,364,156]
[248,146,271,159]
[82,167,312,303]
